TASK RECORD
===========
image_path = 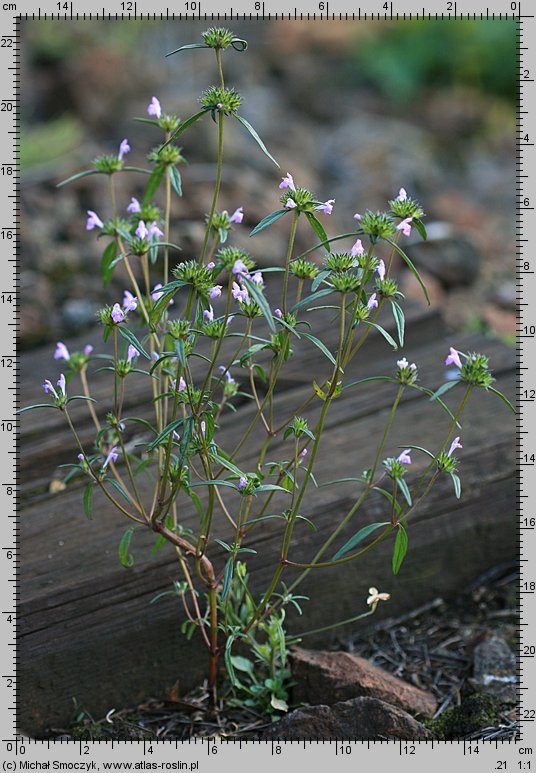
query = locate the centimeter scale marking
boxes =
[0,2,531,764]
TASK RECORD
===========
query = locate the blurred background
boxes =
[20,18,516,349]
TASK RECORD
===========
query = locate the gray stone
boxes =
[62,299,98,333]
[473,635,517,703]
[407,236,480,288]
[264,697,433,740]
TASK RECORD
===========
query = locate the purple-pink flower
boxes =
[203,306,214,322]
[111,303,125,323]
[42,379,58,398]
[375,259,386,281]
[398,449,412,465]
[232,282,249,303]
[172,376,186,392]
[351,238,364,257]
[232,259,248,276]
[147,96,162,119]
[118,139,131,161]
[299,448,308,459]
[84,345,93,356]
[367,293,378,310]
[445,347,462,369]
[279,172,296,191]
[207,261,215,270]
[57,373,66,397]
[238,476,248,490]
[209,285,223,299]
[285,199,297,210]
[448,436,463,457]
[397,357,416,371]
[251,271,264,286]
[353,212,362,221]
[148,221,164,240]
[274,308,283,318]
[396,217,413,237]
[229,207,244,224]
[103,446,119,470]
[127,197,141,214]
[86,210,104,230]
[200,420,206,437]
[126,344,140,363]
[123,290,138,312]
[135,220,148,240]
[54,342,70,361]
[395,188,407,202]
[317,199,335,215]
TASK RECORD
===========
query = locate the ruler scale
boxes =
[3,1,531,768]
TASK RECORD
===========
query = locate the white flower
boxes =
[367,586,390,612]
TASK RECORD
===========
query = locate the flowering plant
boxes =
[22,28,514,715]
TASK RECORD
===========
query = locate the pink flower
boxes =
[135,220,148,240]
[279,173,296,191]
[285,199,297,210]
[367,293,378,310]
[148,221,164,239]
[86,210,104,230]
[207,261,215,270]
[118,139,131,161]
[396,217,413,237]
[317,199,335,215]
[351,238,364,257]
[398,449,412,465]
[299,448,308,458]
[232,259,248,277]
[209,285,223,299]
[353,213,362,221]
[448,436,463,457]
[111,303,125,323]
[147,96,162,119]
[103,446,119,469]
[445,347,462,369]
[127,344,140,363]
[274,308,283,318]
[397,357,416,371]
[204,306,214,322]
[396,188,407,202]
[42,379,58,399]
[229,207,244,224]
[172,376,186,393]
[375,259,386,281]
[238,476,248,490]
[232,282,249,303]
[84,345,93,356]
[200,420,206,437]
[251,271,264,286]
[54,342,70,361]
[57,373,66,397]
[123,290,138,312]
[127,197,141,214]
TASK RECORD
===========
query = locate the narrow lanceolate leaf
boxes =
[397,477,412,507]
[118,326,150,360]
[392,525,408,575]
[169,166,182,197]
[234,114,280,167]
[250,209,288,237]
[300,331,336,365]
[160,109,209,150]
[386,238,430,305]
[149,280,185,325]
[56,169,103,188]
[430,380,459,402]
[312,269,331,292]
[332,522,389,561]
[450,472,462,499]
[143,167,165,205]
[83,484,93,520]
[487,386,516,414]
[391,300,405,347]
[118,527,135,568]
[108,479,135,506]
[147,418,186,450]
[165,43,208,56]
[413,218,427,241]
[221,558,234,601]
[291,287,334,313]
[16,404,58,414]
[242,278,276,333]
[364,321,398,350]
[305,212,331,252]
[101,241,118,287]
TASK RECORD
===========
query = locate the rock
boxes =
[62,298,98,334]
[493,281,517,311]
[482,305,516,338]
[290,647,437,718]
[264,697,433,740]
[407,232,480,288]
[473,636,518,703]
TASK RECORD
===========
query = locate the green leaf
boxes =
[221,558,234,601]
[413,218,427,241]
[373,487,402,517]
[364,321,398,350]
[147,418,185,450]
[311,269,331,292]
[299,331,336,365]
[430,380,459,401]
[56,169,103,188]
[409,384,459,424]
[487,386,516,414]
[305,212,330,252]
[83,484,93,520]
[100,241,118,287]
[332,522,389,561]
[450,472,462,499]
[189,479,239,490]
[242,278,276,334]
[255,484,291,494]
[118,528,135,568]
[160,109,209,150]
[211,452,245,479]
[169,166,182,197]
[16,403,58,414]
[230,38,248,51]
[132,117,161,127]
[392,525,408,575]
[107,479,135,506]
[230,656,255,676]
[397,477,412,507]
[143,166,165,205]
[250,209,288,237]
[391,300,405,347]
[291,287,334,313]
[343,375,399,391]
[177,418,193,469]
[402,444,435,459]
[166,43,208,56]
[149,281,185,325]
[386,238,430,305]
[234,114,279,167]
[117,326,150,360]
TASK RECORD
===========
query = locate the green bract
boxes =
[359,210,396,241]
[200,86,242,114]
